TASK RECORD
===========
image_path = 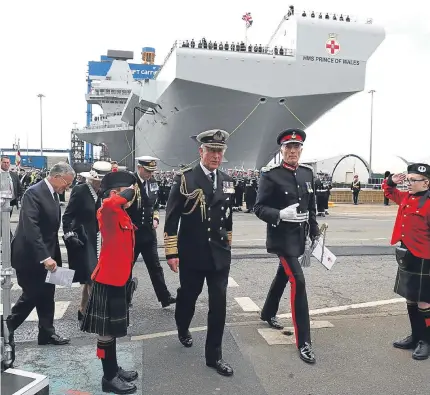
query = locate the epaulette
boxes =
[299,163,314,172]
[261,163,280,173]
[178,167,192,175]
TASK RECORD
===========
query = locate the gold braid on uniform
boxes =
[179,172,207,221]
[134,182,142,209]
[164,232,178,256]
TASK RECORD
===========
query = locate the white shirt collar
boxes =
[44,178,56,197]
[200,162,216,177]
[0,168,9,173]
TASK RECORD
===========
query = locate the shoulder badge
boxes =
[261,163,280,173]
[299,163,314,172]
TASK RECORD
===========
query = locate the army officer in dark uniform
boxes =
[254,128,319,364]
[164,129,235,376]
[127,156,176,308]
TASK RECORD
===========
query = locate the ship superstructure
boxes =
[75,49,160,169]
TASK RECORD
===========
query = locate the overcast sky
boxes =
[1,0,429,172]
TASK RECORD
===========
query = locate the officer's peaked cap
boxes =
[136,155,159,171]
[407,163,430,179]
[196,129,229,149]
[101,171,137,191]
[80,161,112,180]
[277,129,306,145]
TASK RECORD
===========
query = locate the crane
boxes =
[266,5,295,48]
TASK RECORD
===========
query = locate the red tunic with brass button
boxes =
[383,183,430,259]
[91,194,136,286]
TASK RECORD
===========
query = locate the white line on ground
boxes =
[228,277,239,287]
[11,283,80,291]
[0,301,70,321]
[277,297,405,319]
[235,297,260,312]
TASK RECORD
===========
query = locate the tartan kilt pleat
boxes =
[394,254,430,303]
[80,281,129,337]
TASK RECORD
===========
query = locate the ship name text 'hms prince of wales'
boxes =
[302,55,360,66]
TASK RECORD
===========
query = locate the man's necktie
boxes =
[53,192,59,203]
[209,172,216,191]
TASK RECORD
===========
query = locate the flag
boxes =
[15,148,21,168]
[242,12,253,28]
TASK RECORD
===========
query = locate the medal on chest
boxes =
[223,181,235,194]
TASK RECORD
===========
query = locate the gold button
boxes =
[221,237,224,240]
[220,227,222,230]
[221,217,224,220]
[221,207,224,210]
[404,215,406,217]
[208,207,211,210]
[402,224,404,227]
[406,205,409,208]
[208,218,211,221]
[208,238,211,241]
[402,234,405,237]
[208,228,210,231]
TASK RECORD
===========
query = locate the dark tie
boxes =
[53,192,59,203]
[209,172,216,191]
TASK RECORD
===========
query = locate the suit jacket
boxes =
[2,170,23,207]
[126,174,160,243]
[62,183,101,283]
[11,180,62,274]
[254,162,318,257]
[92,194,135,286]
[164,165,234,271]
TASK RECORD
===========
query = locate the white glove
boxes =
[279,203,309,223]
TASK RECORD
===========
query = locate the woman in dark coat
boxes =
[62,161,112,322]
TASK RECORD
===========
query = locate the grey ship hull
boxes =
[134,79,353,170]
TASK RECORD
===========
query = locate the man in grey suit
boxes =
[7,162,75,346]
[1,156,23,216]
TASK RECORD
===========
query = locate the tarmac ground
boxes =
[2,202,428,395]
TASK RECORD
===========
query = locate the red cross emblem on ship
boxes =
[325,39,340,55]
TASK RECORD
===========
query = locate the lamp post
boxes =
[368,90,376,179]
[37,94,45,156]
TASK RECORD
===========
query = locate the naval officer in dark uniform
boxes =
[127,156,176,308]
[254,129,319,364]
[164,129,235,376]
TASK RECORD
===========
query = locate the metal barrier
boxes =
[1,172,14,370]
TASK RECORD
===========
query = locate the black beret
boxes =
[407,163,430,179]
[101,170,136,192]
[277,129,306,145]
[384,171,391,177]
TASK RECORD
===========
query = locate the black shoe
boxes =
[161,295,177,308]
[38,333,70,346]
[102,375,137,394]
[299,342,316,364]
[260,316,284,330]
[412,340,429,360]
[178,331,193,347]
[118,367,138,382]
[325,211,329,215]
[393,335,418,350]
[206,359,234,376]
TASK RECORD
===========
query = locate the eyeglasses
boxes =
[405,178,427,185]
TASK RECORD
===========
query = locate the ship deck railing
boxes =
[154,40,295,79]
[80,123,133,132]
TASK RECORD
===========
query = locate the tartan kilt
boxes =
[80,281,129,338]
[394,253,430,303]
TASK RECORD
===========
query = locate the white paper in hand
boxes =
[312,239,337,270]
[45,267,75,287]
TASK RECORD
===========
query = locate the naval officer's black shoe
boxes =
[118,367,138,382]
[206,359,234,376]
[260,315,284,330]
[161,295,177,308]
[299,342,316,364]
[412,341,429,360]
[393,335,418,350]
[102,375,136,394]
[178,330,193,347]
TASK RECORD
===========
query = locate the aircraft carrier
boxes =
[77,10,385,170]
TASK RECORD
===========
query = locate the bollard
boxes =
[0,171,15,370]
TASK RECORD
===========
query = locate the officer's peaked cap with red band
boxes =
[276,128,306,146]
[407,163,430,179]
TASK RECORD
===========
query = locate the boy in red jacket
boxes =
[81,170,138,394]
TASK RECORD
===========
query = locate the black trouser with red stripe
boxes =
[261,256,311,347]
